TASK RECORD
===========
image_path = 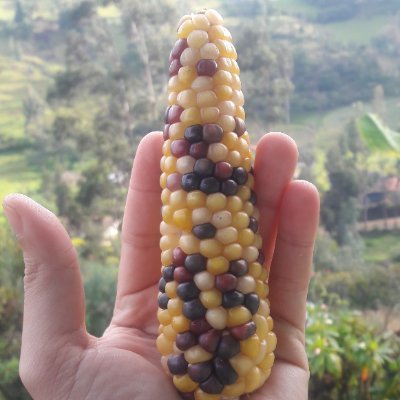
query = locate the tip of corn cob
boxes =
[158,9,276,400]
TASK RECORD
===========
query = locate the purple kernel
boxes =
[166,105,184,124]
[174,266,193,283]
[215,274,237,292]
[221,179,238,196]
[244,293,260,315]
[188,362,213,383]
[183,299,207,320]
[162,265,175,282]
[176,331,198,351]
[159,277,167,293]
[232,167,248,185]
[171,139,190,158]
[173,247,187,266]
[200,176,220,194]
[169,59,182,76]
[184,254,207,274]
[214,162,233,180]
[196,59,218,77]
[203,124,223,143]
[181,173,201,192]
[192,223,217,240]
[234,117,246,136]
[190,318,212,335]
[194,158,214,178]
[216,334,240,359]
[230,321,257,340]
[171,38,188,59]
[163,124,170,140]
[184,124,203,143]
[222,291,244,308]
[214,357,239,385]
[177,282,200,301]
[178,393,195,400]
[167,353,188,375]
[198,329,222,353]
[257,250,265,265]
[189,142,209,159]
[200,375,224,394]
[228,259,248,277]
[158,293,169,309]
[248,217,258,233]
[166,172,182,191]
[250,190,257,205]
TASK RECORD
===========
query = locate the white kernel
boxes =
[168,123,184,140]
[197,90,218,107]
[205,9,224,25]
[215,226,238,244]
[176,155,195,174]
[201,107,220,123]
[191,76,214,92]
[160,221,181,236]
[180,47,200,67]
[259,300,271,317]
[243,246,259,262]
[207,143,228,162]
[232,73,241,89]
[177,14,191,31]
[206,307,227,329]
[218,100,236,116]
[192,13,210,30]
[192,207,212,225]
[179,234,200,254]
[211,210,232,228]
[187,30,209,48]
[236,275,256,294]
[194,271,215,291]
[226,150,242,167]
[217,115,236,132]
[177,89,197,108]
[232,90,244,106]
[200,42,220,60]
[184,345,213,363]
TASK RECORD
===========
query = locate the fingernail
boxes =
[3,203,23,239]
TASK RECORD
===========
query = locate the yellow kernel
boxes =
[236,137,249,155]
[187,30,209,48]
[194,389,220,400]
[246,173,255,189]
[163,156,176,174]
[173,209,192,231]
[201,107,220,123]
[179,233,200,254]
[232,73,241,89]
[260,268,268,281]
[255,280,267,297]
[163,324,177,341]
[177,14,191,31]
[161,249,173,265]
[169,190,187,210]
[178,19,195,39]
[192,13,210,30]
[259,352,275,372]
[259,300,271,318]
[237,106,246,120]
[169,122,185,140]
[206,307,227,329]
[173,374,198,392]
[214,39,232,57]
[229,354,254,376]
[187,190,207,209]
[177,89,197,108]
[245,366,263,393]
[266,316,274,331]
[168,75,185,92]
[197,90,218,107]
[200,42,219,60]
[218,100,236,116]
[226,306,252,327]
[226,195,243,212]
[215,226,238,245]
[266,332,277,353]
[240,334,261,359]
[223,243,242,260]
[162,205,173,224]
[226,150,242,167]
[221,131,238,150]
[253,314,268,339]
[160,235,178,251]
[238,186,251,202]
[214,85,233,101]
[211,210,232,228]
[180,107,201,125]
[242,132,250,143]
[244,201,254,216]
[238,229,255,247]
[156,333,173,355]
[207,256,229,275]
[192,76,214,92]
[157,308,172,325]
[208,25,231,42]
[200,288,222,308]
[168,91,178,105]
[217,57,233,72]
[171,315,191,333]
[218,115,236,133]
[248,262,262,279]
[184,345,213,363]
[200,239,222,258]
[178,66,197,85]
[232,89,245,106]
[205,9,224,25]
[232,212,250,230]
[165,281,177,298]
[244,157,252,172]
[221,379,246,397]
[192,207,212,225]
[206,192,227,212]
[167,298,183,316]
[160,173,167,189]
[213,70,232,86]
[161,188,171,205]
[254,339,268,364]
[180,47,201,67]
[207,143,229,162]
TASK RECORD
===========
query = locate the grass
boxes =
[362,231,400,264]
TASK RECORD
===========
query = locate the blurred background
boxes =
[0,0,399,399]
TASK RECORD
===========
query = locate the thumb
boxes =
[2,194,88,381]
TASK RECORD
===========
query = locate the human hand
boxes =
[3,131,319,400]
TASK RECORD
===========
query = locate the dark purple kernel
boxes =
[194,158,214,177]
[232,167,248,185]
[176,331,198,351]
[221,179,238,196]
[166,105,184,124]
[203,124,223,143]
[248,217,258,233]
[257,251,265,265]
[173,247,187,266]
[171,39,188,59]
[215,274,237,292]
[250,166,254,175]
[182,173,201,192]
[183,299,207,320]
[214,357,239,385]
[163,124,170,140]
[164,107,171,123]
[214,161,233,180]
[184,254,207,274]
[188,362,213,383]
[179,393,195,400]
[169,59,182,76]
[200,177,220,194]
[244,293,260,315]
[222,291,245,308]
[158,293,169,309]
[234,117,246,136]
[167,353,188,375]
[229,259,248,277]
[184,124,203,143]
[190,318,212,335]
[197,59,218,77]
[174,266,193,283]
[200,375,224,394]
[159,277,167,293]
[230,321,257,340]
[171,139,190,157]
[189,142,208,159]
[198,329,222,353]
[162,265,175,282]
[192,223,217,240]
[177,282,200,301]
[216,334,240,359]
[249,190,257,205]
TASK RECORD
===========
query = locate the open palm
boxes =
[3,131,319,400]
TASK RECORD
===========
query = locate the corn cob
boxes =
[157,9,276,400]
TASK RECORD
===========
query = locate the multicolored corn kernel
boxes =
[158,9,276,400]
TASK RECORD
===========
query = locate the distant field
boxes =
[362,231,400,263]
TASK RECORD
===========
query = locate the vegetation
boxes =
[0,0,399,399]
